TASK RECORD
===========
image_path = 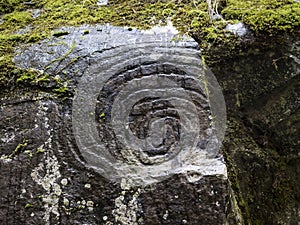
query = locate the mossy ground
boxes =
[0,0,299,89]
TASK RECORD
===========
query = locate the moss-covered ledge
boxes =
[222,0,300,33]
[0,0,299,89]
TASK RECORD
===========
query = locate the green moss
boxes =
[222,0,300,33]
[2,11,33,29]
[53,30,70,37]
[16,69,49,83]
[99,112,106,121]
[53,86,68,93]
[16,70,36,83]
[53,86,70,97]
[14,140,27,153]
[223,117,300,224]
[222,135,252,224]
[0,0,24,14]
[36,148,46,153]
[24,203,34,208]
[1,139,28,159]
[26,33,44,43]
[0,0,299,89]
[0,54,14,85]
[44,42,76,71]
[24,149,33,158]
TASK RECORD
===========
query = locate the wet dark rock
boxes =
[211,34,300,224]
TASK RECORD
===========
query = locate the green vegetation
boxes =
[1,138,28,159]
[16,69,46,83]
[222,0,300,33]
[0,0,24,14]
[24,203,34,208]
[53,86,69,94]
[99,112,106,122]
[2,10,33,29]
[24,149,33,158]
[52,30,70,37]
[0,0,299,87]
[36,147,46,153]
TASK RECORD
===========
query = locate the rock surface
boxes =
[0,1,299,224]
[212,34,300,224]
[1,25,237,225]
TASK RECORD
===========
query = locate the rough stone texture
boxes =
[0,21,299,225]
[210,34,300,224]
[1,25,235,225]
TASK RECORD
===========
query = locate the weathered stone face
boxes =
[0,101,49,158]
[211,34,300,224]
[1,25,235,225]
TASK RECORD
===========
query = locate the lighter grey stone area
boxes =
[225,22,249,36]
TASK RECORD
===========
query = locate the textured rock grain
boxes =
[1,25,237,225]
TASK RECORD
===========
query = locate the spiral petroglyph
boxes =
[72,26,226,187]
[98,66,207,165]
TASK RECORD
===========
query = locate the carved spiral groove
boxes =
[72,40,226,186]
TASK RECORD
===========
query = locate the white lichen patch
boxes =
[163,210,169,220]
[61,178,68,186]
[112,179,142,225]
[63,197,70,206]
[31,153,62,225]
[86,200,94,212]
[29,101,65,223]
[84,183,91,189]
[74,198,95,212]
[1,132,15,143]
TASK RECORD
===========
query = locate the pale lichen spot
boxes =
[63,197,70,206]
[31,153,62,225]
[84,183,91,189]
[61,178,68,186]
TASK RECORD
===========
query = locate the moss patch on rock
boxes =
[0,0,299,88]
[222,0,300,33]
